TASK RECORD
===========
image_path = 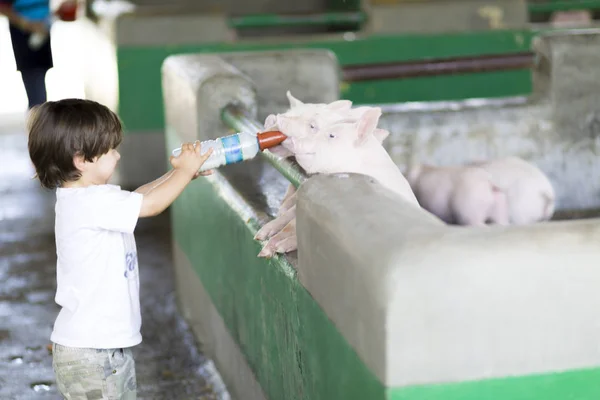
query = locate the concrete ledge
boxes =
[162,54,257,144]
[365,0,528,34]
[297,173,600,389]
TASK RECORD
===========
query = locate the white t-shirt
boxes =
[51,184,144,349]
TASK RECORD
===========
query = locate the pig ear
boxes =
[347,106,371,119]
[286,91,304,109]
[373,128,389,144]
[354,108,382,147]
[276,114,300,133]
[326,99,352,111]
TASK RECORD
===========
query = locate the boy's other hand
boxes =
[169,141,214,178]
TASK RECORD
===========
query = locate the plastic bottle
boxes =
[171,130,287,172]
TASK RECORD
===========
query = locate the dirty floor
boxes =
[0,114,228,399]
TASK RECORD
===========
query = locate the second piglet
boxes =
[468,156,555,225]
[406,164,509,226]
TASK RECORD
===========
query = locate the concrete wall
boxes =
[297,173,600,394]
[364,0,528,34]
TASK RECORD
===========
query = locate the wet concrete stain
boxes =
[0,117,224,399]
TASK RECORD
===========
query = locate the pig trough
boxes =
[161,29,600,400]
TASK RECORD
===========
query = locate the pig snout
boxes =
[286,137,315,156]
[264,114,277,130]
[276,115,291,134]
[281,137,297,153]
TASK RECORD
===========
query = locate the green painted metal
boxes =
[327,0,361,12]
[167,122,600,400]
[529,0,600,13]
[388,367,600,399]
[229,11,367,29]
[220,104,307,188]
[120,29,535,132]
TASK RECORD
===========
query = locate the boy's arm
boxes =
[135,168,213,195]
[134,169,176,195]
[138,168,195,217]
[138,142,213,218]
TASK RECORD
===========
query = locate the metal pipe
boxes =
[221,104,307,188]
[529,0,600,13]
[342,52,535,82]
[229,11,366,29]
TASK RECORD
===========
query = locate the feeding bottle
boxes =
[171,130,287,172]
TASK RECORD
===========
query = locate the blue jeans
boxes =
[21,68,48,109]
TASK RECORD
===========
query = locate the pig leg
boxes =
[258,218,297,258]
[274,235,297,255]
[541,192,555,221]
[450,180,494,227]
[257,242,276,259]
[453,204,488,227]
[488,189,510,226]
[273,218,297,253]
[254,206,296,241]
[278,192,297,216]
[278,184,297,216]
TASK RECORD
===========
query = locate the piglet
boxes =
[468,156,555,224]
[286,107,418,204]
[256,95,391,258]
[405,164,508,226]
[264,91,383,157]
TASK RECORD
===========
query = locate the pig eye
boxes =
[329,134,336,139]
[309,123,317,130]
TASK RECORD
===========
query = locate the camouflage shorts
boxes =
[52,343,137,400]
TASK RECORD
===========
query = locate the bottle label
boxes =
[220,134,244,165]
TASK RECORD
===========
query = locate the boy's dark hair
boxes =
[27,99,123,189]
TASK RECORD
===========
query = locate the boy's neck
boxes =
[61,176,106,189]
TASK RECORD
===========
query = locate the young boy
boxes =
[27,98,213,399]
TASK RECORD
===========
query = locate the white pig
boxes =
[286,107,419,205]
[264,91,383,158]
[405,164,509,226]
[257,108,419,258]
[256,94,392,258]
[468,156,555,224]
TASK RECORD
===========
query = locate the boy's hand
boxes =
[169,141,214,178]
[192,170,214,180]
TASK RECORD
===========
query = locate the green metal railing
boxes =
[229,11,366,30]
[529,0,600,13]
[226,2,600,31]
[221,104,307,189]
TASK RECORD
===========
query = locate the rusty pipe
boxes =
[342,52,535,82]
